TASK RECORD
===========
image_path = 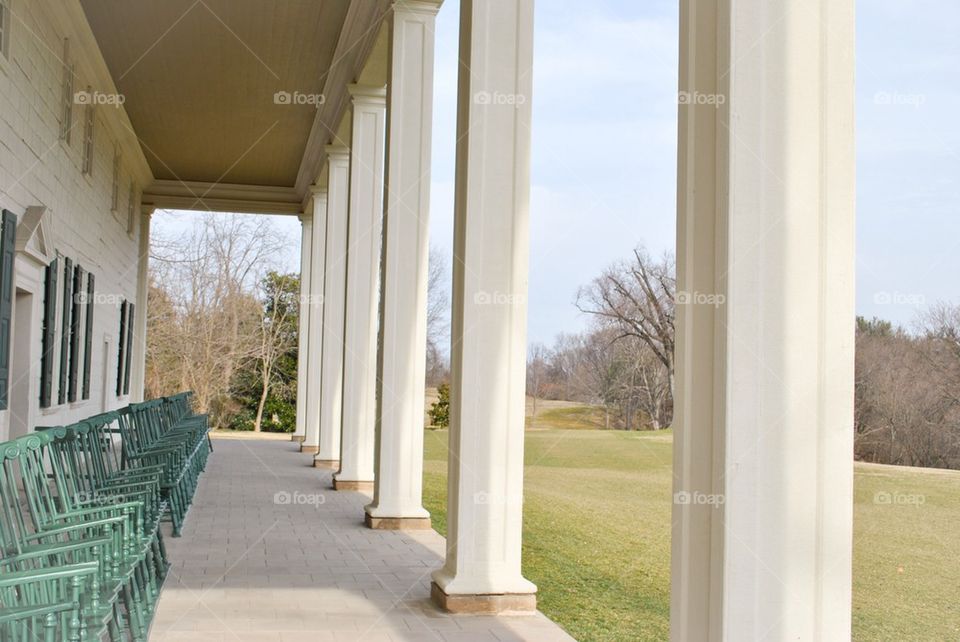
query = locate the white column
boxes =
[129,205,153,402]
[315,146,350,468]
[333,85,387,491]
[292,212,312,443]
[430,0,536,614]
[670,1,855,640]
[301,189,327,454]
[365,0,440,530]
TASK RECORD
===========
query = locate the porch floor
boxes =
[150,438,574,641]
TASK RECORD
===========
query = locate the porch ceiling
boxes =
[79,0,353,190]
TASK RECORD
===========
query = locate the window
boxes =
[0,210,16,410]
[81,94,95,175]
[67,264,83,402]
[40,257,58,408]
[57,258,72,405]
[116,299,135,397]
[0,0,12,61]
[111,148,121,211]
[82,274,94,400]
[116,300,127,396]
[124,303,134,395]
[59,40,73,143]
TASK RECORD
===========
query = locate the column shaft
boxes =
[365,0,440,529]
[334,85,387,491]
[129,206,152,402]
[431,0,536,614]
[670,1,855,639]
[302,191,327,454]
[316,147,351,467]
[292,214,312,443]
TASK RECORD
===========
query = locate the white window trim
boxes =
[81,95,95,176]
[60,39,74,144]
[0,0,12,62]
[111,147,121,212]
[127,182,137,236]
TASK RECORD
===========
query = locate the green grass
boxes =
[423,426,960,642]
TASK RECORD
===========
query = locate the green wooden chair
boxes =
[9,431,157,641]
[0,435,126,640]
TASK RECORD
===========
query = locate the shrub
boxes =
[428,383,450,429]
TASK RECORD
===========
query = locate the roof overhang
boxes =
[78,0,391,214]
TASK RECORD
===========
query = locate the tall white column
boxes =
[333,85,387,491]
[301,188,327,454]
[129,205,153,402]
[292,212,312,443]
[670,1,855,640]
[315,147,350,468]
[431,0,536,614]
[365,0,440,530]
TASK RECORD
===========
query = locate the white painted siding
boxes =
[0,0,149,439]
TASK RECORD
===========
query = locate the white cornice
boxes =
[294,0,392,198]
[142,180,302,215]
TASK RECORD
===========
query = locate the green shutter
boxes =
[0,210,17,410]
[67,264,83,402]
[123,302,134,395]
[40,258,59,408]
[82,273,94,400]
[58,257,73,405]
[116,300,127,396]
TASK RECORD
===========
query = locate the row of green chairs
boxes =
[0,392,210,640]
[115,393,211,536]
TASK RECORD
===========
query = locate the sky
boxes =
[155,0,960,345]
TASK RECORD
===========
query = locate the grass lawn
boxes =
[422,424,960,641]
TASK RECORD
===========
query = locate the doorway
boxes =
[9,289,34,439]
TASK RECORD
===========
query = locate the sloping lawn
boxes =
[422,427,960,641]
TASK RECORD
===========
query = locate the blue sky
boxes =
[156,0,960,345]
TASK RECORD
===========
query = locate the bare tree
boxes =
[526,342,550,421]
[147,213,289,427]
[576,247,675,396]
[251,273,298,432]
[426,245,450,386]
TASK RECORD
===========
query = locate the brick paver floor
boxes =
[150,438,575,641]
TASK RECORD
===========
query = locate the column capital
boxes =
[348,83,387,104]
[392,0,443,17]
[140,204,156,218]
[324,144,351,165]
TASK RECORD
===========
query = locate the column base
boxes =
[313,459,339,469]
[300,445,319,455]
[430,582,536,614]
[291,434,305,443]
[332,479,374,492]
[364,513,432,530]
